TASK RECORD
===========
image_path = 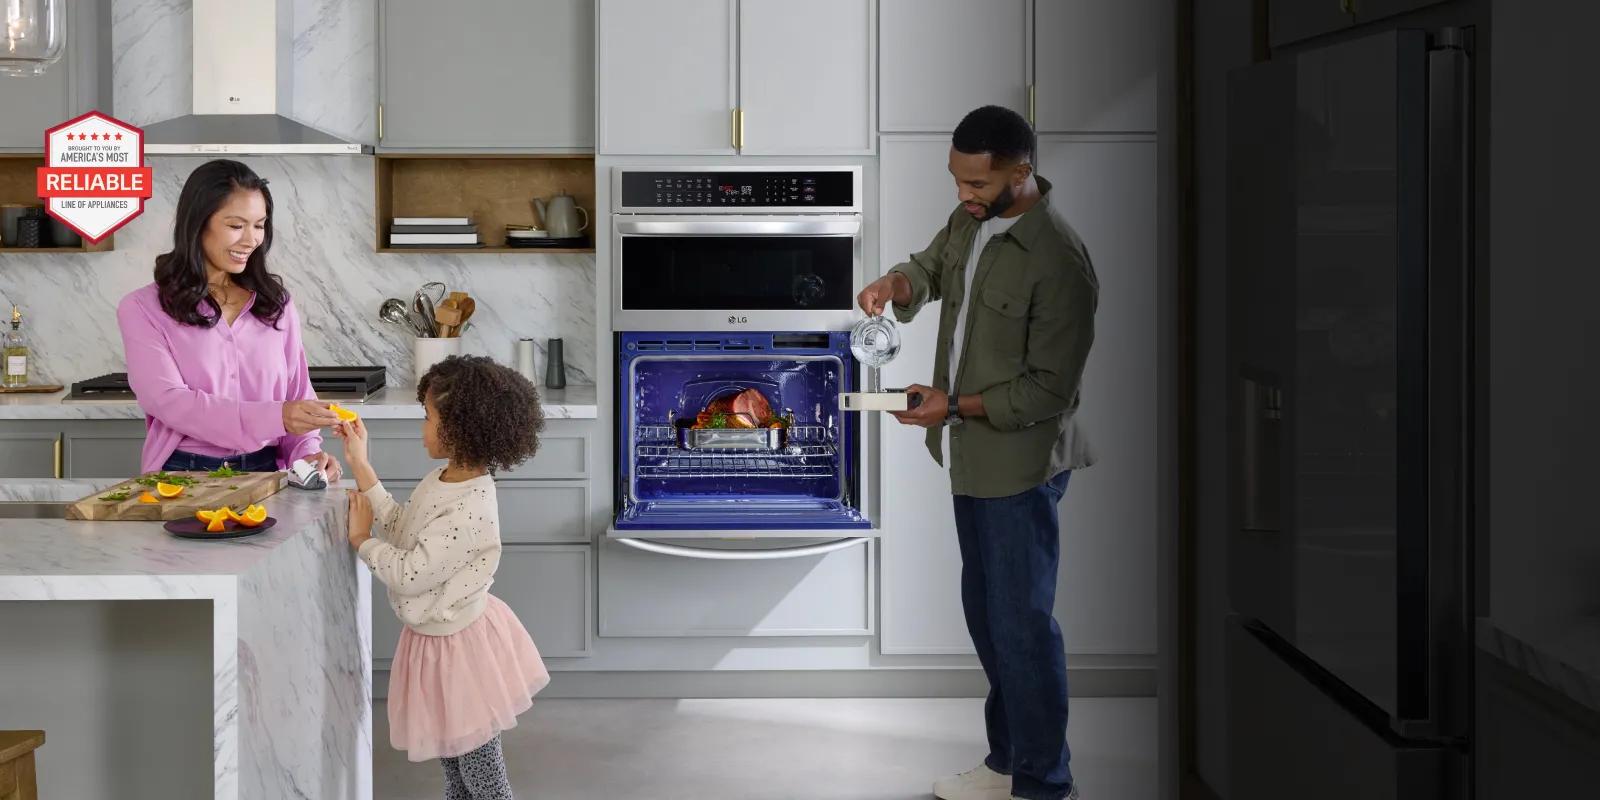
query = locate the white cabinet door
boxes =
[1033,0,1161,133]
[1037,136,1159,655]
[597,0,738,154]
[739,0,875,154]
[878,0,1029,133]
[877,135,970,654]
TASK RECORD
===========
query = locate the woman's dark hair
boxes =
[952,104,1036,166]
[154,159,289,328]
[418,355,545,474]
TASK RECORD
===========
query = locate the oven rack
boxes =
[633,424,839,480]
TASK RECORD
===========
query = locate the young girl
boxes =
[337,355,550,799]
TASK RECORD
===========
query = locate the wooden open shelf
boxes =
[0,154,114,253]
[374,154,595,254]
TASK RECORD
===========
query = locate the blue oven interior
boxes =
[615,331,868,531]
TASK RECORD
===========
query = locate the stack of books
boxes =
[388,217,481,248]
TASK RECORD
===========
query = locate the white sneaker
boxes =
[934,763,1010,800]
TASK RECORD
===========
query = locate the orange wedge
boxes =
[237,505,268,527]
[156,482,184,498]
[223,506,246,523]
[138,492,159,504]
[328,403,359,422]
[206,514,227,533]
[195,508,219,522]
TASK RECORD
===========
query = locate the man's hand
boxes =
[306,451,343,484]
[347,489,373,549]
[283,399,340,435]
[890,384,948,428]
[857,273,909,317]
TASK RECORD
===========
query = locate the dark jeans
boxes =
[161,445,280,473]
[953,470,1074,800]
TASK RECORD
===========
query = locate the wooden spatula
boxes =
[434,298,463,338]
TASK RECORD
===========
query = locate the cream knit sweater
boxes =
[357,468,501,636]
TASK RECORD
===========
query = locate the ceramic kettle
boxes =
[534,192,590,239]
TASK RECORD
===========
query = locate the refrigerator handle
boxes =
[1239,371,1283,533]
[1423,28,1475,742]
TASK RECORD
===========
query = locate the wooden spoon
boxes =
[434,298,464,338]
[456,297,476,331]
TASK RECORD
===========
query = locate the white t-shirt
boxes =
[945,212,1022,471]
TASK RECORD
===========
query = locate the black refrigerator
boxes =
[1223,27,1474,800]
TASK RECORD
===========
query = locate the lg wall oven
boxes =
[609,166,874,560]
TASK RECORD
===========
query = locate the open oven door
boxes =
[611,331,877,558]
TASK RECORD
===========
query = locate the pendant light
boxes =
[1,0,64,77]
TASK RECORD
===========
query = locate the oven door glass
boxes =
[618,220,856,313]
[615,334,868,532]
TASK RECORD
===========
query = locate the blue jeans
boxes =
[161,445,280,473]
[952,470,1074,800]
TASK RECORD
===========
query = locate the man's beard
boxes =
[973,184,1017,221]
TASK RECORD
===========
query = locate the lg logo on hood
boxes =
[728,315,748,325]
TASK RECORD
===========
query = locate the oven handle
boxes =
[614,219,862,236]
[616,536,869,561]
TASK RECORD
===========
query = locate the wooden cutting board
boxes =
[66,470,286,521]
[0,384,64,393]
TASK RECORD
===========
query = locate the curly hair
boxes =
[417,355,545,474]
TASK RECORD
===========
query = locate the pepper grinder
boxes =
[545,337,566,390]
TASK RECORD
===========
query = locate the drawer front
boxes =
[0,432,58,478]
[334,421,590,481]
[499,481,590,543]
[65,432,144,479]
[372,545,592,663]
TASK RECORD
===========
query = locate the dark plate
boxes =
[163,516,277,540]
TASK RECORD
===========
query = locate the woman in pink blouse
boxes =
[116,159,343,479]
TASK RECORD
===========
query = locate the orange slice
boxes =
[237,505,268,527]
[138,492,159,504]
[223,506,246,523]
[156,482,184,498]
[328,403,359,422]
[195,508,219,522]
[206,514,227,533]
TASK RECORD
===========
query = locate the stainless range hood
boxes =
[142,0,368,155]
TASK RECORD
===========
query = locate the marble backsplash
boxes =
[0,155,596,388]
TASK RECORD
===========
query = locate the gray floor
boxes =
[373,697,1158,800]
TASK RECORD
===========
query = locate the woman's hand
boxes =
[347,489,373,549]
[306,451,343,484]
[283,399,340,435]
[334,417,370,466]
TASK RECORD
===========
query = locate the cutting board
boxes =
[0,384,64,393]
[66,471,286,521]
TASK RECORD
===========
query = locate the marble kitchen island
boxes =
[0,480,371,800]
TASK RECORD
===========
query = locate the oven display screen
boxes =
[621,170,855,208]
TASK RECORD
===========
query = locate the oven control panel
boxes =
[619,170,857,210]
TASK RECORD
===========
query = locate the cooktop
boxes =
[64,366,387,403]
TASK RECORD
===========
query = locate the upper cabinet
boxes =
[597,0,737,155]
[0,0,111,151]
[738,0,874,155]
[1270,0,1454,48]
[878,0,1029,133]
[1034,0,1159,133]
[879,0,1159,134]
[379,0,595,151]
[597,0,875,155]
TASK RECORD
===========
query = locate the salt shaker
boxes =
[545,337,566,390]
[514,338,537,383]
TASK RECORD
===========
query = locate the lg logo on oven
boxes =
[727,315,748,325]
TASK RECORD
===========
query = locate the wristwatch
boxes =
[946,393,963,426]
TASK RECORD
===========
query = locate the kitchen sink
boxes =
[0,501,71,519]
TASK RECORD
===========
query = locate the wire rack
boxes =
[633,424,839,480]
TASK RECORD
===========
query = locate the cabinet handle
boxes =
[735,108,746,150]
[53,435,62,479]
[1028,83,1036,127]
[377,103,384,141]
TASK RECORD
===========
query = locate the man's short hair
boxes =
[952,105,1035,166]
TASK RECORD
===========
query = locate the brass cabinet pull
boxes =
[54,435,62,478]
[1028,83,1036,126]
[377,103,384,141]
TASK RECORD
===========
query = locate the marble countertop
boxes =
[0,384,598,420]
[0,478,352,583]
[1478,615,1600,714]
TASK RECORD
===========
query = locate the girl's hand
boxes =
[347,489,373,549]
[335,417,370,466]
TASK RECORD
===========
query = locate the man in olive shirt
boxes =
[858,106,1097,800]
